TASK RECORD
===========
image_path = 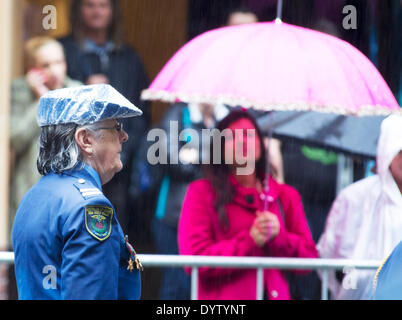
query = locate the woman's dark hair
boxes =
[70,0,125,48]
[204,108,267,228]
[37,123,82,175]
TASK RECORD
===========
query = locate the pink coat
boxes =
[178,175,318,300]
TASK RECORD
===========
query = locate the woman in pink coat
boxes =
[178,109,318,300]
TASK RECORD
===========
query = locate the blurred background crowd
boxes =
[0,0,401,300]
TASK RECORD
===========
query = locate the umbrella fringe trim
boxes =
[141,89,402,117]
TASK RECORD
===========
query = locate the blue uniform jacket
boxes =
[374,241,402,300]
[12,164,141,300]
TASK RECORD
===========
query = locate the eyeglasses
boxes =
[95,122,123,132]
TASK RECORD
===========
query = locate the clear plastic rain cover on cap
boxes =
[37,84,142,127]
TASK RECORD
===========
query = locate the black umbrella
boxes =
[257,111,386,159]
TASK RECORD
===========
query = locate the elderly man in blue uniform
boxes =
[12,84,143,300]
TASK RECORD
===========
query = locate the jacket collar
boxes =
[228,173,278,210]
[188,103,229,125]
[82,38,116,54]
[62,163,102,189]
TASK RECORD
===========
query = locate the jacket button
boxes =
[271,290,278,298]
[78,179,85,184]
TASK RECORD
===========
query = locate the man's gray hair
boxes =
[37,122,102,175]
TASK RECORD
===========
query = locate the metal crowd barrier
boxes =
[0,252,381,300]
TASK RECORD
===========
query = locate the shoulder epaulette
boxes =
[73,179,103,199]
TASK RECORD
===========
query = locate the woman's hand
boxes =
[250,211,280,247]
[26,68,49,99]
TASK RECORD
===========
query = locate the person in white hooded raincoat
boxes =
[317,114,402,300]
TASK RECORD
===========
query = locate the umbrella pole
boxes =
[276,0,283,23]
[262,113,273,211]
[262,114,273,241]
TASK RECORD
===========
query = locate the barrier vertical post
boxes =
[321,269,329,300]
[191,267,198,300]
[256,268,264,300]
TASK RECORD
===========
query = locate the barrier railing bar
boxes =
[0,251,14,264]
[135,254,381,271]
[0,252,381,300]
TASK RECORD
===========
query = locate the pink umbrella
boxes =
[142,21,400,116]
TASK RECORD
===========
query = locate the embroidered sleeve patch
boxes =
[85,205,113,241]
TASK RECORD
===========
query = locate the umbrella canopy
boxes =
[257,111,386,159]
[142,21,400,116]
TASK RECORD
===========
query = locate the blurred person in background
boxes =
[318,115,402,300]
[143,102,229,299]
[178,109,318,300]
[225,6,259,26]
[59,0,150,235]
[9,36,81,228]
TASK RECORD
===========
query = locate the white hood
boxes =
[376,115,402,206]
